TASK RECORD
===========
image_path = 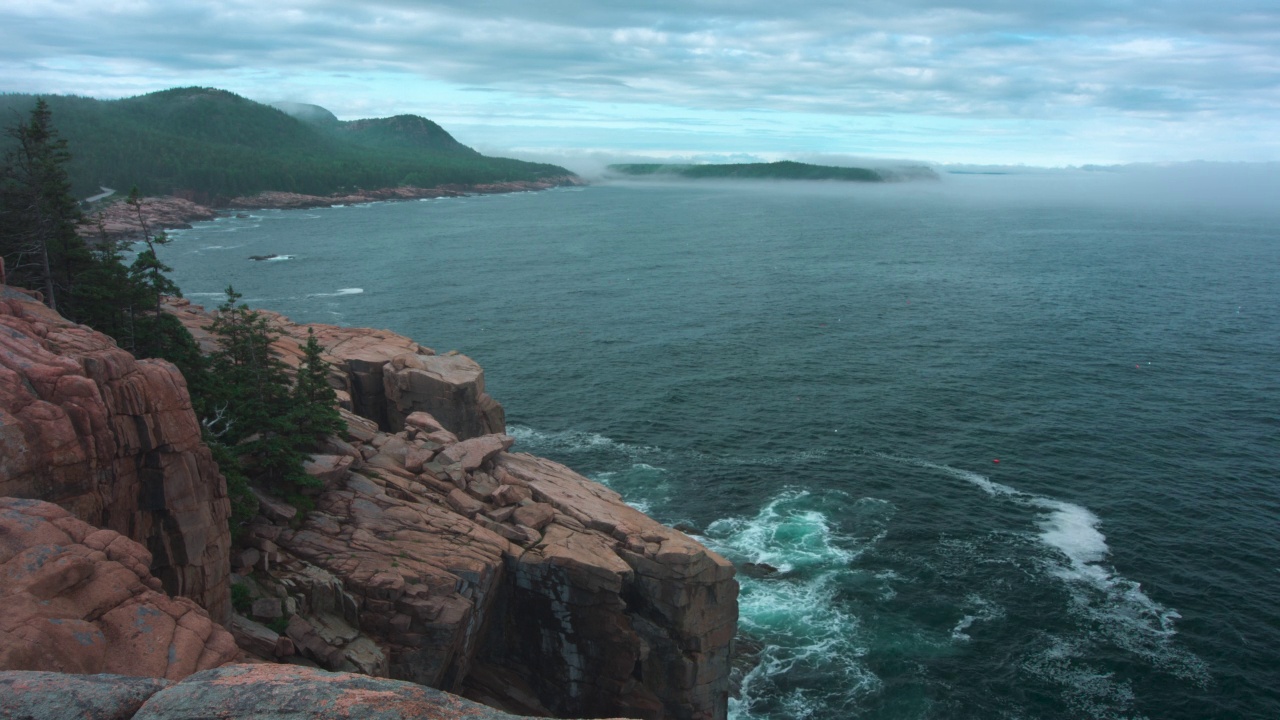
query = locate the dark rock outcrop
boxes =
[0,290,232,622]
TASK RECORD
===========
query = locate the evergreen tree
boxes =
[72,217,141,345]
[206,286,311,492]
[290,329,344,447]
[122,185,185,360]
[0,98,88,313]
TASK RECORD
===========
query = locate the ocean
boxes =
[163,172,1280,719]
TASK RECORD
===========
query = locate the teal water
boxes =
[165,177,1280,719]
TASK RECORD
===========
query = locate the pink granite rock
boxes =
[164,299,504,439]
[1,293,232,622]
[437,434,515,472]
[0,498,237,680]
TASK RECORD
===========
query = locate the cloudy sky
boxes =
[2,1,1279,165]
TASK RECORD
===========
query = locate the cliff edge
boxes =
[0,286,737,719]
[167,299,739,720]
[0,287,232,623]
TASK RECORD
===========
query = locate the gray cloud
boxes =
[1,1,1278,161]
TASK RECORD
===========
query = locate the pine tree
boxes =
[290,329,344,447]
[206,286,310,492]
[0,99,87,313]
[72,217,140,345]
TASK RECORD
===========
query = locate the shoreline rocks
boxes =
[0,285,736,719]
[80,176,585,241]
[165,298,506,438]
[165,301,738,719]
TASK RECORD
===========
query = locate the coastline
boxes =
[80,175,586,241]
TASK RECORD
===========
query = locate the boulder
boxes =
[447,488,486,518]
[511,503,555,532]
[437,434,515,472]
[0,671,171,720]
[228,614,282,659]
[404,411,448,434]
[0,498,238,680]
[491,484,533,507]
[383,353,506,439]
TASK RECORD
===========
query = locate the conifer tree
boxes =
[206,286,311,492]
[290,329,344,447]
[0,99,87,313]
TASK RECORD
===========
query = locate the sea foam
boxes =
[879,453,1208,684]
[704,490,885,719]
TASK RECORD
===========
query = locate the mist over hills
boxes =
[0,87,573,201]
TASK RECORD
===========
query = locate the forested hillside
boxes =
[0,88,572,200]
[608,160,938,182]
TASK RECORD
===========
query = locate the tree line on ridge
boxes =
[0,99,345,531]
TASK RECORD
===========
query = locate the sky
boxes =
[2,1,1279,166]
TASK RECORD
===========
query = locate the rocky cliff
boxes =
[0,287,736,719]
[166,299,739,720]
[165,298,505,438]
[0,287,232,623]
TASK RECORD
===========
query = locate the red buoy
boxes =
[993,459,1000,464]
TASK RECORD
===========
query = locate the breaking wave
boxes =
[703,490,888,719]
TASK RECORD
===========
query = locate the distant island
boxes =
[607,160,938,182]
[0,87,577,203]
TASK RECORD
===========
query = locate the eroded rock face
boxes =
[0,498,238,679]
[0,290,232,622]
[235,408,735,720]
[487,453,737,720]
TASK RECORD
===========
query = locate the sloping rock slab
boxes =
[130,663,630,719]
[0,671,170,720]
